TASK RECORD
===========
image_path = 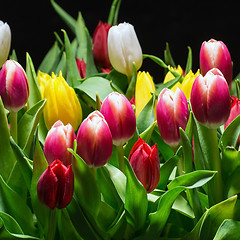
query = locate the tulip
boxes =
[163,65,183,89]
[224,96,240,146]
[76,58,86,79]
[76,111,113,167]
[44,120,76,166]
[0,60,29,112]
[135,71,156,118]
[190,68,230,129]
[100,92,136,146]
[129,137,160,193]
[200,39,232,87]
[92,21,112,69]
[0,21,11,67]
[156,87,189,148]
[37,159,74,209]
[107,22,142,77]
[37,71,82,131]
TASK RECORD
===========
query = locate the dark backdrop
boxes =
[1,1,239,82]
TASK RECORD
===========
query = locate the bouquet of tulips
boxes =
[1,0,240,239]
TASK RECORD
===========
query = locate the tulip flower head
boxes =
[0,21,11,67]
[224,96,240,146]
[200,39,232,87]
[76,111,113,167]
[107,22,142,77]
[129,137,160,193]
[156,87,189,148]
[37,159,74,209]
[191,68,230,129]
[0,60,29,112]
[44,120,76,166]
[101,92,136,146]
[93,21,112,69]
[37,71,82,131]
[76,58,86,79]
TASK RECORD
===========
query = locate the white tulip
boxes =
[107,22,142,77]
[0,21,11,67]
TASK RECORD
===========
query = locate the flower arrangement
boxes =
[0,1,240,239]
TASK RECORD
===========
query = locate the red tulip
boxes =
[76,110,113,167]
[92,21,112,69]
[156,87,189,148]
[100,92,136,146]
[129,137,160,193]
[76,58,86,79]
[44,120,76,166]
[191,68,230,129]
[200,39,232,87]
[37,160,74,209]
[0,60,29,112]
[224,95,240,145]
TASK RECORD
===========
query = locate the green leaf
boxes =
[213,219,240,240]
[164,42,176,68]
[185,46,192,75]
[167,170,216,190]
[51,0,76,33]
[107,69,128,93]
[156,74,183,93]
[62,29,80,88]
[124,158,148,233]
[143,54,168,69]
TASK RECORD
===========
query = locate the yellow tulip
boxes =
[37,71,82,131]
[135,71,156,118]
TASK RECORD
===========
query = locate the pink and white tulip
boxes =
[76,111,113,167]
[156,87,189,148]
[100,92,136,146]
[0,60,29,112]
[191,68,230,129]
[200,39,232,87]
[44,120,76,166]
[0,21,11,67]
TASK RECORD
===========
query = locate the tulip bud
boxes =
[156,87,189,148]
[107,22,142,76]
[129,137,160,193]
[37,71,82,131]
[191,68,230,129]
[0,60,29,112]
[200,39,232,87]
[76,58,86,79]
[76,111,113,167]
[100,92,136,146]
[93,21,112,69]
[44,120,76,166]
[224,96,240,146]
[37,160,74,209]
[0,21,11,67]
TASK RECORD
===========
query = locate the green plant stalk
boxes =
[10,111,18,144]
[117,145,125,174]
[46,209,57,240]
[107,0,121,25]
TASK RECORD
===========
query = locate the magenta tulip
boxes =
[129,137,160,193]
[100,92,136,146]
[0,60,29,112]
[44,120,76,166]
[76,58,86,79]
[191,68,230,129]
[37,159,74,209]
[76,110,113,167]
[200,39,232,87]
[156,87,189,148]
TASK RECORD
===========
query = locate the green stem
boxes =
[107,0,121,25]
[117,145,125,174]
[46,209,57,240]
[10,111,18,144]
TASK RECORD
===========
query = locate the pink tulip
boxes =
[100,92,136,146]
[129,137,160,193]
[191,68,230,129]
[0,60,29,112]
[224,96,240,146]
[37,159,74,209]
[200,39,232,87]
[76,110,113,167]
[156,87,189,148]
[44,120,76,166]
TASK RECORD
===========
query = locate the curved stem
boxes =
[47,209,57,240]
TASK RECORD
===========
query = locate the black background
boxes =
[1,1,239,82]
